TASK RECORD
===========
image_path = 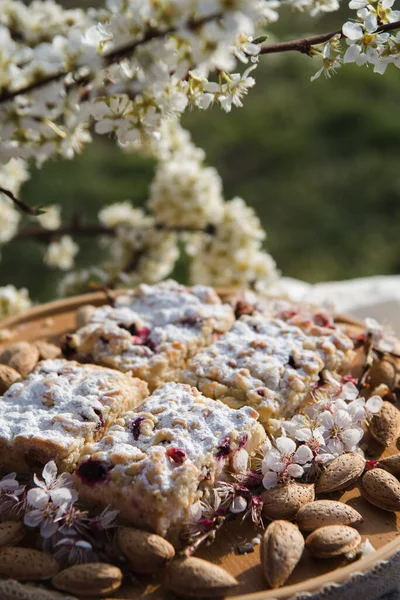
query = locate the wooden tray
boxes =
[1,292,399,600]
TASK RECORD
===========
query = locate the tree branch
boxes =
[15,219,215,243]
[0,12,221,105]
[16,222,115,242]
[259,19,400,55]
[0,186,45,216]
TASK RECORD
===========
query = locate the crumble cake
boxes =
[181,314,354,426]
[62,281,234,390]
[0,359,148,473]
[74,382,265,538]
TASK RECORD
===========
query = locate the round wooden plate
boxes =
[0,292,399,600]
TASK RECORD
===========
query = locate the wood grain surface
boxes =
[0,291,399,600]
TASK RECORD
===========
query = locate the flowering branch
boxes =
[0,12,221,106]
[0,16,398,108]
[259,19,400,56]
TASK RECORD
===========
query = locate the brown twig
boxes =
[0,186,45,216]
[16,222,115,242]
[259,19,400,55]
[180,515,230,558]
[15,219,213,240]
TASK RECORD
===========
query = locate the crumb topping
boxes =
[182,315,354,421]
[0,359,146,449]
[66,281,234,373]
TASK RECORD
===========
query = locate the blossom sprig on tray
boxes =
[0,461,118,567]
[261,377,383,489]
[182,374,384,554]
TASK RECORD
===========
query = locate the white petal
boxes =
[310,66,324,82]
[349,0,368,8]
[344,43,362,63]
[0,479,20,491]
[40,519,59,539]
[316,452,335,464]
[27,488,49,509]
[341,382,359,400]
[328,438,344,455]
[264,449,281,470]
[334,399,349,411]
[232,449,249,473]
[335,410,352,429]
[24,509,44,528]
[190,501,203,523]
[276,436,296,455]
[342,427,363,449]
[321,411,334,429]
[295,428,312,442]
[366,396,383,414]
[95,119,114,134]
[343,21,364,40]
[42,461,57,486]
[262,471,278,489]
[294,444,313,464]
[286,463,304,478]
[364,13,378,32]
[230,496,247,514]
[51,487,72,506]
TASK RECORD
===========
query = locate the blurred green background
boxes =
[1,6,400,303]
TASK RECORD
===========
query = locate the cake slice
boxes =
[182,314,354,427]
[0,359,148,473]
[62,281,234,390]
[74,382,265,539]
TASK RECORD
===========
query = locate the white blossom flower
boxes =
[262,436,313,488]
[44,235,79,270]
[24,486,73,538]
[37,205,62,230]
[24,462,78,538]
[0,285,31,320]
[320,409,364,455]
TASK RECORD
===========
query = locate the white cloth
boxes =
[271,275,400,336]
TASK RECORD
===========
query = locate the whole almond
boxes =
[164,557,238,598]
[261,520,304,588]
[76,305,96,328]
[0,521,26,547]
[52,563,122,597]
[0,547,59,580]
[369,401,400,447]
[316,453,365,494]
[117,527,175,574]
[0,365,21,394]
[378,453,400,475]
[0,579,78,600]
[297,500,363,532]
[0,342,39,378]
[361,468,400,511]
[262,482,315,520]
[306,525,361,558]
[368,359,398,391]
[34,341,61,360]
